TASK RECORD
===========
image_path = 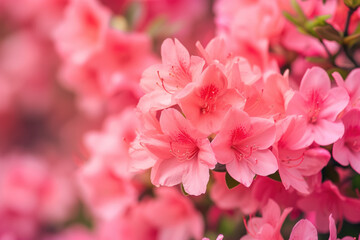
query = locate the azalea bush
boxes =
[0,0,360,239]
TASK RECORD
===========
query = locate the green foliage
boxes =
[344,0,360,9]
[225,172,240,189]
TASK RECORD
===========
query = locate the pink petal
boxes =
[182,161,210,196]
[161,38,190,68]
[197,139,217,168]
[329,214,337,240]
[279,165,308,194]
[151,157,188,187]
[262,199,281,226]
[286,92,309,116]
[226,159,255,187]
[245,117,276,149]
[319,87,349,121]
[299,67,330,97]
[200,64,227,91]
[298,147,330,176]
[289,219,318,240]
[159,108,202,139]
[246,150,278,176]
[345,69,360,98]
[332,138,350,166]
[137,90,173,113]
[342,198,360,223]
[332,71,345,89]
[312,119,344,145]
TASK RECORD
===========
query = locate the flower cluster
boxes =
[1,0,360,239]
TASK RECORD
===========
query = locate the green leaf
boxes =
[306,56,327,63]
[344,0,360,9]
[268,171,282,182]
[314,24,342,42]
[225,172,240,189]
[352,174,360,190]
[290,0,307,22]
[283,11,301,26]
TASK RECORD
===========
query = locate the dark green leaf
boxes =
[352,174,360,190]
[225,172,240,189]
[314,24,342,42]
[268,171,282,182]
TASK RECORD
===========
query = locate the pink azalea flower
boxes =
[274,116,330,194]
[77,158,138,220]
[333,109,360,173]
[53,0,111,64]
[142,108,217,195]
[97,187,203,240]
[290,215,357,240]
[138,38,204,112]
[251,176,301,210]
[84,108,139,177]
[241,199,292,240]
[286,67,349,146]
[0,154,76,239]
[210,172,259,215]
[177,64,244,134]
[333,69,360,111]
[297,180,360,233]
[212,107,277,187]
[142,187,204,240]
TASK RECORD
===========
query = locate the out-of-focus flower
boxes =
[241,199,292,240]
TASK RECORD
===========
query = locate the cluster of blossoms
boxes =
[0,0,360,239]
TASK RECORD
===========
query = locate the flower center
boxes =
[169,133,199,161]
[308,91,323,123]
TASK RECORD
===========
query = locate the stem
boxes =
[344,8,355,37]
[343,7,359,67]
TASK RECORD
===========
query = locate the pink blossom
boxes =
[177,64,244,134]
[0,30,55,112]
[274,116,330,194]
[241,199,292,240]
[212,107,277,187]
[53,0,111,64]
[141,108,217,195]
[333,69,360,111]
[83,108,138,177]
[333,109,360,173]
[297,180,360,233]
[290,214,358,240]
[286,67,349,146]
[77,158,138,220]
[59,30,155,116]
[97,187,203,240]
[139,38,204,112]
[0,154,76,239]
[210,172,259,215]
